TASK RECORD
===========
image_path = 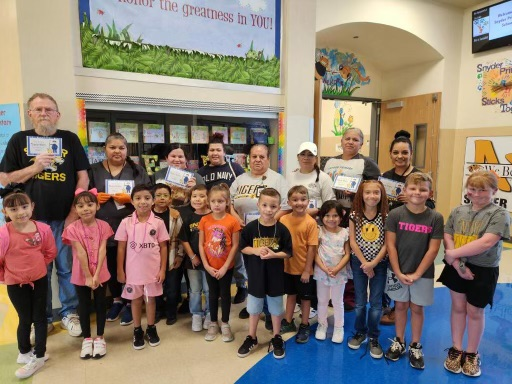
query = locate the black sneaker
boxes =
[264,314,272,331]
[385,337,406,361]
[133,327,145,350]
[409,342,425,369]
[295,323,310,344]
[348,332,367,350]
[146,325,160,347]
[238,307,250,319]
[369,338,383,359]
[233,287,248,304]
[269,334,286,359]
[237,336,258,358]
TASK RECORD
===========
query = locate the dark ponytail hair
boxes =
[389,130,412,153]
[209,132,226,151]
[314,163,320,183]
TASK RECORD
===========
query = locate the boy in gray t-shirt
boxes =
[383,173,444,369]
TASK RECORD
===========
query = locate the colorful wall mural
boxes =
[477,58,512,113]
[78,0,281,87]
[315,48,371,97]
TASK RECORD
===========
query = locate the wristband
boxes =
[190,254,196,261]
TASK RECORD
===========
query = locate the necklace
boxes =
[131,212,149,253]
[257,218,277,249]
[106,160,126,179]
[80,219,99,268]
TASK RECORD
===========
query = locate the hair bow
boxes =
[75,188,98,196]
[0,183,25,199]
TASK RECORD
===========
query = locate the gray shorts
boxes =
[385,269,434,306]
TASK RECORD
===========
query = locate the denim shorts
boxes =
[247,294,284,316]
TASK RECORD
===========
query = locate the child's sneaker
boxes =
[203,313,211,330]
[294,303,300,313]
[205,323,220,341]
[369,338,383,359]
[133,327,145,350]
[221,323,234,342]
[280,318,297,334]
[409,342,425,369]
[15,355,45,379]
[385,337,406,361]
[237,336,258,357]
[295,323,310,344]
[315,323,327,340]
[268,334,286,359]
[332,327,344,344]
[61,314,82,337]
[106,301,124,322]
[17,351,49,364]
[80,338,93,359]
[444,347,463,374]
[348,332,367,349]
[462,352,481,377]
[146,325,160,347]
[191,314,203,332]
[93,337,107,358]
[120,305,133,326]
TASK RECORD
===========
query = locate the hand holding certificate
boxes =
[378,176,405,199]
[164,166,194,188]
[333,175,362,193]
[27,136,63,157]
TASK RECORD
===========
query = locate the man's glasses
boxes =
[29,107,59,115]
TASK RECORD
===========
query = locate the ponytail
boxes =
[126,156,140,179]
[314,163,320,183]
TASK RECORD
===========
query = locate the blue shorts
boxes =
[247,294,284,316]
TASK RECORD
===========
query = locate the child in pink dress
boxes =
[62,189,113,359]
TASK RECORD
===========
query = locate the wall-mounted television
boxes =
[472,0,512,53]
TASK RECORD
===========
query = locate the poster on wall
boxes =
[191,125,209,144]
[88,122,110,142]
[230,127,247,144]
[476,58,512,114]
[212,126,228,143]
[116,122,139,143]
[143,124,165,143]
[463,136,512,213]
[170,125,189,143]
[78,0,281,87]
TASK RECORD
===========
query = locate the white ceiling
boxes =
[315,0,486,72]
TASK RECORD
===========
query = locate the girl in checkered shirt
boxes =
[347,180,389,358]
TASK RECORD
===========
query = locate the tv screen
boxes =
[472,0,512,53]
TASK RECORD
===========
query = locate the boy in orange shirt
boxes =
[280,185,319,343]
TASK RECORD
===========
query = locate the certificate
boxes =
[378,176,405,199]
[105,179,135,195]
[164,166,194,188]
[27,136,63,157]
[308,199,318,209]
[333,175,361,193]
[244,212,260,225]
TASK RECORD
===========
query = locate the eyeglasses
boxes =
[29,107,59,115]
[155,194,171,198]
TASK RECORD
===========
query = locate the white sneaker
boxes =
[203,313,211,330]
[61,314,82,337]
[15,355,44,379]
[93,337,106,359]
[332,326,344,344]
[315,323,327,341]
[17,351,49,364]
[308,308,318,320]
[192,315,203,332]
[30,323,55,345]
[221,323,234,342]
[294,304,301,313]
[80,338,93,359]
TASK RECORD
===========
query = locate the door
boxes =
[378,93,441,195]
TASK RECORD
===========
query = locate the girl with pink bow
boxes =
[62,188,114,360]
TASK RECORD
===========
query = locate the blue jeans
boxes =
[43,220,78,322]
[187,269,209,316]
[351,255,387,338]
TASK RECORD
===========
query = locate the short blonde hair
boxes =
[466,170,498,191]
[405,172,433,190]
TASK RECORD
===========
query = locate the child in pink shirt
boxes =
[0,187,56,379]
[115,184,170,350]
[62,189,113,360]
